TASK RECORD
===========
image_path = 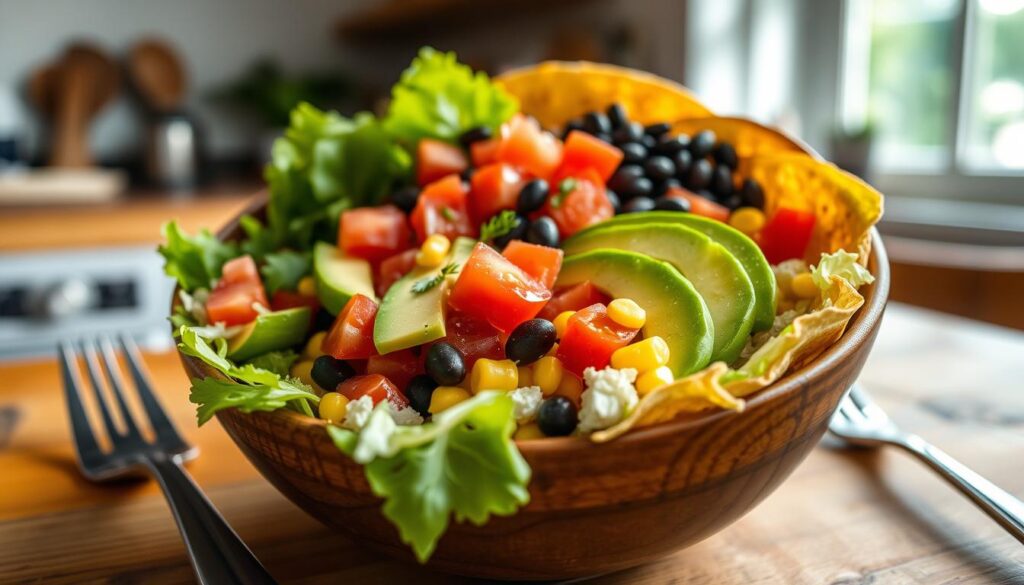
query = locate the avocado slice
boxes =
[564,223,755,364]
[574,212,777,332]
[313,241,376,315]
[556,249,714,377]
[373,237,476,355]
[227,307,311,362]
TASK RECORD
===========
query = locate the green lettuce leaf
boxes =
[261,250,311,294]
[811,250,875,290]
[327,391,530,562]
[385,47,518,147]
[158,222,238,291]
[245,349,300,376]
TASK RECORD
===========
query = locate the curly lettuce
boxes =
[158,222,239,291]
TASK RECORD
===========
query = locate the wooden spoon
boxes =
[128,39,187,113]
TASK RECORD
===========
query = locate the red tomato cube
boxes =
[666,187,730,223]
[538,281,610,320]
[448,242,552,333]
[337,374,409,409]
[219,255,261,287]
[759,207,816,264]
[376,249,418,297]
[541,169,614,238]
[411,175,476,243]
[440,310,505,370]
[322,294,379,359]
[556,303,640,376]
[367,348,423,390]
[417,139,468,187]
[496,114,563,179]
[558,130,624,182]
[501,240,563,289]
[270,291,319,326]
[339,205,412,264]
[469,163,524,224]
[470,137,500,167]
[206,281,267,326]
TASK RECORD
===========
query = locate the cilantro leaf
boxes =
[261,250,311,294]
[158,221,238,292]
[410,263,459,294]
[327,391,530,562]
[384,47,518,147]
[479,210,520,242]
[245,350,300,376]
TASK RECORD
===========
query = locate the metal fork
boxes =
[60,335,278,584]
[829,384,1024,544]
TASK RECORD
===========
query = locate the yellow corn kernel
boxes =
[611,336,670,373]
[546,342,559,357]
[729,207,766,236]
[470,358,518,393]
[553,311,575,338]
[290,360,317,389]
[556,372,583,401]
[304,331,327,359]
[416,234,451,267]
[318,392,349,422]
[517,365,533,388]
[636,366,674,396]
[514,422,545,441]
[533,356,564,396]
[297,275,317,297]
[790,272,819,299]
[607,298,646,329]
[429,386,471,414]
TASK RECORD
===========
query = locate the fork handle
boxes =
[900,434,1024,544]
[145,456,278,584]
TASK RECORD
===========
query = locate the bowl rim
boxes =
[190,194,889,454]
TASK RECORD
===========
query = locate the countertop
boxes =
[1,304,1023,583]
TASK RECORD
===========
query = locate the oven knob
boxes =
[37,279,94,319]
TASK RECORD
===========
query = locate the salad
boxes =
[162,48,882,561]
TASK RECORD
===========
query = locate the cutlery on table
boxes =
[59,335,278,584]
[829,384,1024,544]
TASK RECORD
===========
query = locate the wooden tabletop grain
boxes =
[1,303,1022,584]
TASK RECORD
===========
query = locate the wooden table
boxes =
[2,304,1023,584]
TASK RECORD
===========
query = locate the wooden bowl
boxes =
[177,197,890,580]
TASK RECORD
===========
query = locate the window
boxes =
[841,0,1024,203]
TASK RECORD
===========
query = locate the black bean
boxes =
[314,308,336,332]
[459,126,492,148]
[644,156,676,181]
[620,142,647,164]
[612,122,644,144]
[689,130,716,159]
[713,142,738,168]
[652,134,690,155]
[685,158,713,191]
[583,111,612,135]
[406,375,438,417]
[425,342,466,386]
[538,397,578,436]
[562,119,584,140]
[653,196,690,212]
[651,178,681,198]
[505,319,557,365]
[460,167,475,184]
[697,189,716,200]
[624,176,653,199]
[311,355,355,392]
[493,214,529,249]
[606,103,628,128]
[711,164,734,197]
[526,216,560,247]
[672,149,693,178]
[607,165,644,193]
[644,122,672,137]
[718,193,744,211]
[640,134,657,149]
[516,179,549,215]
[622,196,656,213]
[740,178,765,208]
[606,189,621,213]
[389,186,420,214]
[595,132,613,143]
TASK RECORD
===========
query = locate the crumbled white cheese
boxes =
[509,386,543,424]
[341,395,375,430]
[390,405,425,426]
[578,367,639,433]
[352,405,398,463]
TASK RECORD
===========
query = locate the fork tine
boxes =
[59,341,103,459]
[848,384,890,422]
[81,338,122,439]
[119,333,189,449]
[838,395,866,423]
[97,335,143,439]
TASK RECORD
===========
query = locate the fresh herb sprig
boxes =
[479,210,520,242]
[550,178,577,209]
[411,262,460,294]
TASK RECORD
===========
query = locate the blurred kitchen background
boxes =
[1,0,1022,360]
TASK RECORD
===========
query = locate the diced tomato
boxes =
[376,249,418,297]
[666,187,730,222]
[541,169,614,238]
[469,163,525,224]
[219,255,261,287]
[470,137,500,167]
[411,175,476,243]
[759,207,816,264]
[441,310,504,369]
[322,294,379,359]
[496,114,563,179]
[556,303,640,376]
[417,139,468,187]
[206,281,267,326]
[538,281,610,320]
[557,131,624,182]
[270,290,319,318]
[337,374,409,409]
[367,349,422,390]
[448,242,552,333]
[339,205,412,264]
[501,240,563,289]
